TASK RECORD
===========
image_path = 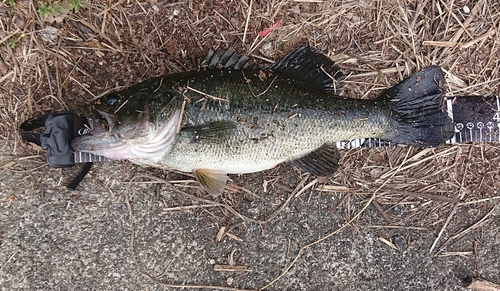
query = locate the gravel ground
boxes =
[1,142,498,291]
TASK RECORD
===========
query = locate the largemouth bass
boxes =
[72,47,454,195]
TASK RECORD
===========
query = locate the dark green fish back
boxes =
[89,47,453,150]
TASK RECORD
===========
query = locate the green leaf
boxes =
[69,0,85,12]
[37,2,51,17]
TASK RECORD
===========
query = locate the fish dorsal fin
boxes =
[194,169,229,196]
[182,121,236,143]
[202,48,256,70]
[288,143,340,176]
[265,47,343,94]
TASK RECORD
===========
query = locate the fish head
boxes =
[72,86,182,162]
[88,91,151,137]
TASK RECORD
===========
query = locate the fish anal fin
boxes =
[265,47,343,94]
[194,169,229,196]
[182,121,236,143]
[288,143,340,176]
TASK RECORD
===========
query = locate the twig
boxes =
[128,175,261,224]
[176,100,186,134]
[294,178,317,198]
[437,251,473,257]
[124,177,255,291]
[69,76,97,99]
[261,175,309,223]
[466,278,500,291]
[446,77,500,95]
[214,265,251,272]
[246,74,278,98]
[186,86,228,102]
[162,204,217,211]
[372,199,393,224]
[429,171,468,254]
[259,148,413,290]
[379,147,456,180]
[242,0,253,45]
[0,28,21,45]
[434,206,497,256]
[127,174,318,226]
[459,196,500,206]
[0,250,18,273]
[422,41,458,47]
[388,190,462,204]
[460,29,496,49]
[362,225,427,230]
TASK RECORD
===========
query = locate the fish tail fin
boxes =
[380,66,454,147]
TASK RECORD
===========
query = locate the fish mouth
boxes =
[72,133,129,159]
[83,106,117,137]
[72,108,181,163]
[72,106,128,158]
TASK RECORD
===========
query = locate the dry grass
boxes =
[1,0,500,288]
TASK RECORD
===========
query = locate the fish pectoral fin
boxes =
[182,121,236,143]
[288,143,340,176]
[194,169,229,196]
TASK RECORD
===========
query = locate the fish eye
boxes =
[104,94,119,106]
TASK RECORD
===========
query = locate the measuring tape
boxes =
[447,95,500,143]
[75,151,107,163]
[334,95,500,149]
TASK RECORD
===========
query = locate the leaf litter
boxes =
[0,0,499,289]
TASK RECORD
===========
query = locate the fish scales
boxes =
[72,47,454,195]
[161,69,392,174]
